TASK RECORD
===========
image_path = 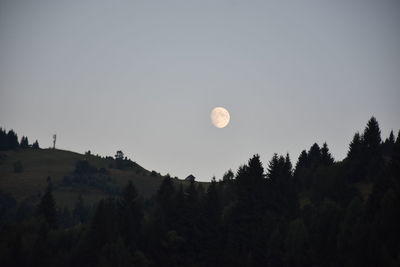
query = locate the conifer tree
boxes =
[308,143,321,166]
[284,153,293,177]
[6,130,19,150]
[36,178,57,229]
[20,136,29,148]
[32,140,40,149]
[363,116,381,153]
[387,130,395,145]
[155,175,176,230]
[90,198,119,248]
[321,142,334,166]
[0,128,7,150]
[294,150,309,178]
[119,181,143,248]
[347,132,363,159]
[73,194,87,224]
[267,153,280,181]
[247,154,264,179]
[222,169,234,182]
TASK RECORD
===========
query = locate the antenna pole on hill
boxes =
[53,134,56,149]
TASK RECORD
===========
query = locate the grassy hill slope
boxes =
[0,149,172,208]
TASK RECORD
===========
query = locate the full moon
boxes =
[211,107,230,128]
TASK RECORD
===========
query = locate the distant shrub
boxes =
[32,140,40,149]
[151,170,161,176]
[13,161,23,173]
[74,160,97,174]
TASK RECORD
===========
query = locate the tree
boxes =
[387,130,395,145]
[32,140,40,149]
[247,154,264,179]
[155,175,176,230]
[89,198,120,256]
[6,130,19,150]
[294,150,309,190]
[295,150,309,171]
[383,130,395,156]
[363,116,381,153]
[119,181,143,248]
[0,128,7,150]
[222,169,234,182]
[115,150,124,160]
[267,153,280,182]
[36,178,57,229]
[285,219,310,266]
[310,200,342,266]
[20,136,29,149]
[347,132,363,160]
[321,142,334,166]
[73,194,87,224]
[308,143,321,166]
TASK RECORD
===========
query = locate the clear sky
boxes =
[1,0,399,181]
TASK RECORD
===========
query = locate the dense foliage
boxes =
[0,117,399,267]
[0,128,39,151]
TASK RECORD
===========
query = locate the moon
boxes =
[211,107,230,128]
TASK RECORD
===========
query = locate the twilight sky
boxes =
[1,0,399,181]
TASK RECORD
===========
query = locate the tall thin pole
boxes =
[53,134,56,149]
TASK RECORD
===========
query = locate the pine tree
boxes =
[321,142,334,166]
[294,150,309,177]
[0,128,8,150]
[284,153,293,177]
[222,169,234,182]
[6,130,19,150]
[396,130,400,145]
[308,143,321,166]
[119,181,143,248]
[32,140,40,149]
[90,198,119,248]
[285,219,310,266]
[347,132,363,159]
[267,153,280,181]
[202,177,222,265]
[387,130,395,145]
[20,136,29,149]
[247,154,264,179]
[283,154,293,180]
[363,116,381,153]
[155,175,176,230]
[73,194,87,224]
[36,178,57,228]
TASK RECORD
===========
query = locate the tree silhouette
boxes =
[363,116,381,153]
[321,142,334,166]
[36,178,57,229]
[347,132,363,160]
[1,117,400,266]
[32,140,40,149]
[119,181,143,249]
[20,136,29,149]
[73,194,87,224]
[6,130,19,150]
[0,128,7,150]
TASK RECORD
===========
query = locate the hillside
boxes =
[0,148,173,208]
[0,118,399,267]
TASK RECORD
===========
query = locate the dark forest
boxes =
[0,117,399,267]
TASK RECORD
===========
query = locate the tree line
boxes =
[0,117,399,266]
[0,128,39,150]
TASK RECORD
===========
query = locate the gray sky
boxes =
[1,0,399,181]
